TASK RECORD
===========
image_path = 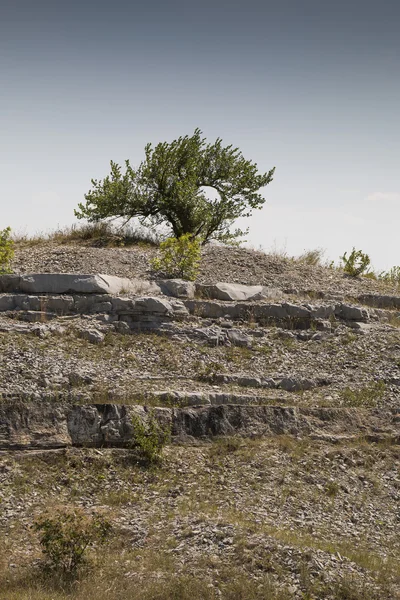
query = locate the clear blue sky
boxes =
[1,0,399,270]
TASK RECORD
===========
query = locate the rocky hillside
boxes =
[0,240,399,599]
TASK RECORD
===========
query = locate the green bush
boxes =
[0,227,14,274]
[33,507,111,576]
[131,411,170,465]
[151,234,201,280]
[340,248,371,277]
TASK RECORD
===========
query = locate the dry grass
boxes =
[0,556,290,600]
[12,222,160,248]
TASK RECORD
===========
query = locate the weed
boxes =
[225,345,253,363]
[195,360,225,381]
[340,331,357,345]
[101,489,135,506]
[325,480,340,497]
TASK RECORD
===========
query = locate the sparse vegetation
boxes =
[340,381,386,407]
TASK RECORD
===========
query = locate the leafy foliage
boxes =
[131,411,171,465]
[340,248,371,277]
[33,507,111,575]
[75,129,275,243]
[0,227,14,274]
[151,234,201,280]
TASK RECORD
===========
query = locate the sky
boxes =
[1,0,399,270]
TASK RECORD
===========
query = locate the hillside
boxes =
[0,239,399,599]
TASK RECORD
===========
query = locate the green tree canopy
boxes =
[75,129,275,243]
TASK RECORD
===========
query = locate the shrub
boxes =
[33,507,111,576]
[340,248,371,277]
[131,411,170,465]
[0,227,14,274]
[151,234,201,280]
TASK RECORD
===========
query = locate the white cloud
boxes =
[366,192,400,203]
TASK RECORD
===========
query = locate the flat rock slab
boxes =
[1,274,161,295]
[197,282,268,301]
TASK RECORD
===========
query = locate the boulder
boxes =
[309,304,336,319]
[335,304,368,321]
[159,279,195,299]
[278,377,316,392]
[196,282,264,301]
[227,329,252,347]
[78,329,105,344]
[214,374,264,388]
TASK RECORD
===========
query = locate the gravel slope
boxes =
[12,240,400,297]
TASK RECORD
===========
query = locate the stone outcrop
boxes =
[0,274,398,338]
[0,400,398,450]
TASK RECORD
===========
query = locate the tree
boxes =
[75,129,275,243]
